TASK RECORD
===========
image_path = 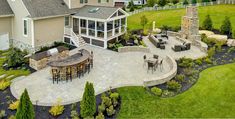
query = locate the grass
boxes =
[0,50,30,81]
[117,63,235,118]
[127,5,235,31]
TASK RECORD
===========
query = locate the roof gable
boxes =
[22,0,78,19]
[0,0,14,17]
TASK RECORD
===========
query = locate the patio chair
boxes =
[147,61,154,74]
[143,55,147,67]
[172,45,182,52]
[185,43,191,50]
[160,44,165,49]
[158,60,163,71]
[153,55,158,59]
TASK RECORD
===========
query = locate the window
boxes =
[85,0,88,3]
[23,19,28,36]
[81,0,88,3]
[80,19,86,28]
[80,0,83,3]
[98,0,109,3]
[65,16,70,26]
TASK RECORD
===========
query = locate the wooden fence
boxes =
[128,0,235,16]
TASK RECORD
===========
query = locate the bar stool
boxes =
[66,67,72,82]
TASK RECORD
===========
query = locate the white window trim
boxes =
[23,18,28,37]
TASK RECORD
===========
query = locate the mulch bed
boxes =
[147,45,235,97]
[0,87,120,119]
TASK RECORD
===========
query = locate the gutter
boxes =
[0,14,14,18]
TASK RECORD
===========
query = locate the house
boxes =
[0,0,128,53]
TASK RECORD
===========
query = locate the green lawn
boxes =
[117,63,235,118]
[128,5,235,31]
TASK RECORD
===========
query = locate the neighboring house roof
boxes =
[22,0,78,19]
[74,5,119,19]
[0,0,14,17]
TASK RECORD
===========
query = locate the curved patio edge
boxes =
[11,80,143,106]
[118,46,150,53]
[143,55,177,87]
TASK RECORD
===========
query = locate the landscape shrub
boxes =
[220,16,232,35]
[207,47,216,58]
[98,103,106,113]
[16,89,35,119]
[110,92,119,101]
[150,87,162,96]
[0,110,6,118]
[6,47,27,68]
[162,90,175,97]
[183,68,196,76]
[228,47,235,53]
[70,110,79,119]
[233,30,235,38]
[167,80,182,91]
[8,115,15,119]
[194,58,203,65]
[49,99,65,116]
[175,74,185,82]
[80,82,96,118]
[178,57,194,68]
[106,105,116,116]
[202,15,213,30]
[183,0,189,5]
[204,57,213,64]
[8,100,19,110]
[0,80,11,90]
[192,0,197,4]
[102,96,112,107]
[96,113,104,119]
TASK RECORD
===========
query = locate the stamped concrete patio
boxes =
[11,45,171,106]
[10,35,206,106]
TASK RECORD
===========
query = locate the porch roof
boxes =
[74,5,120,20]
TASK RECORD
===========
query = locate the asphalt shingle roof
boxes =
[22,0,78,18]
[74,5,119,19]
[0,0,13,16]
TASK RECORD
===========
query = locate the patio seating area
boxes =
[48,49,93,83]
[144,54,164,73]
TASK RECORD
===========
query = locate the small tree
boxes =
[158,0,167,6]
[140,15,148,29]
[183,0,189,5]
[202,15,213,30]
[172,0,179,4]
[16,89,35,119]
[147,0,155,7]
[202,0,210,2]
[220,16,232,35]
[233,30,235,39]
[80,82,96,118]
[192,0,197,4]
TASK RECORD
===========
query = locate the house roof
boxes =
[0,0,13,17]
[74,5,120,19]
[22,0,78,19]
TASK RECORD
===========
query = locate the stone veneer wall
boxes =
[143,55,177,87]
[118,46,150,53]
[12,39,35,53]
